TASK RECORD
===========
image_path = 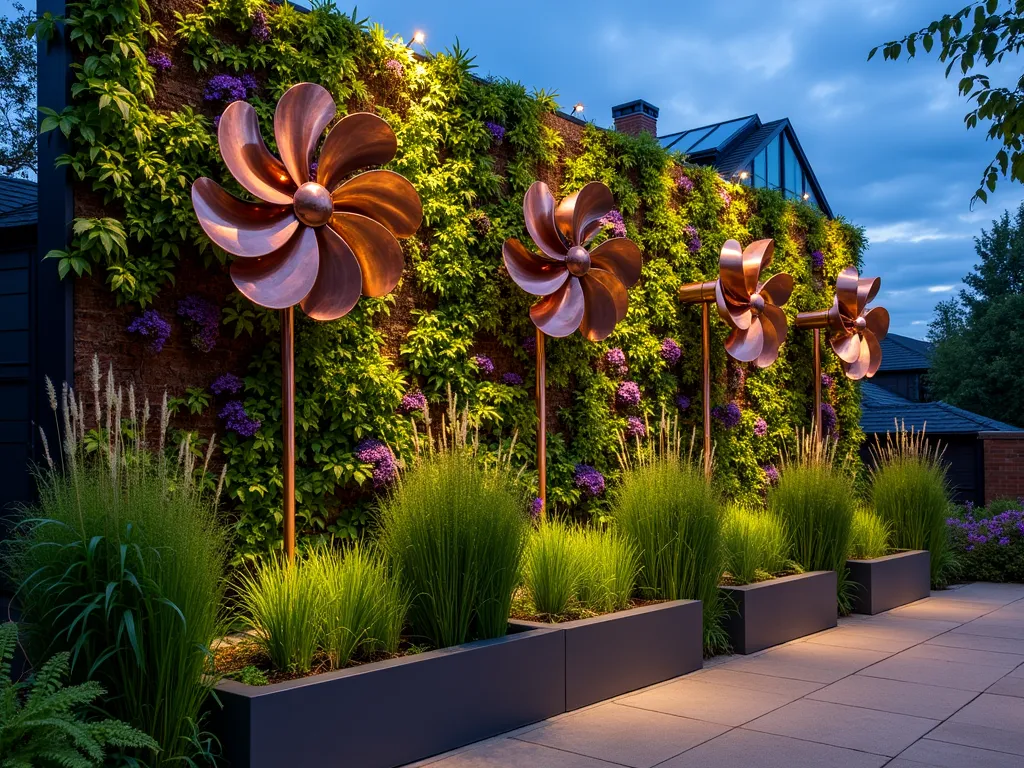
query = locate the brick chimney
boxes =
[612,100,659,137]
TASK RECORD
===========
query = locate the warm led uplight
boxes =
[412,30,426,44]
[572,102,585,114]
[802,192,810,200]
[739,171,749,180]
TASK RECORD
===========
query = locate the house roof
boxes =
[658,114,833,218]
[0,177,37,228]
[860,382,1022,435]
[879,333,933,373]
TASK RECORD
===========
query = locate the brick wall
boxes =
[982,434,1024,504]
[613,113,657,137]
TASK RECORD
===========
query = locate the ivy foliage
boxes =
[41,0,865,559]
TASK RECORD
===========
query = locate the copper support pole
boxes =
[281,307,296,563]
[536,327,547,520]
[701,302,712,480]
[813,328,822,443]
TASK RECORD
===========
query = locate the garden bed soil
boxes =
[720,571,837,654]
[847,550,930,615]
[509,598,703,710]
[211,625,564,768]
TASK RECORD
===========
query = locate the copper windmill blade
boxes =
[524,182,569,260]
[823,267,888,380]
[713,239,792,367]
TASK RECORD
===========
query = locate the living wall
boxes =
[39,0,865,559]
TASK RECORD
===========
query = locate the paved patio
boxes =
[410,582,1024,768]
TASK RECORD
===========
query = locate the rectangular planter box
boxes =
[212,626,564,768]
[847,550,930,615]
[510,599,703,711]
[720,571,837,654]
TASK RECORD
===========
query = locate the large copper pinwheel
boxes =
[503,181,642,341]
[503,181,642,517]
[795,266,889,440]
[190,82,422,560]
[679,238,792,477]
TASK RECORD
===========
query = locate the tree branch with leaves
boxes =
[0,1,36,178]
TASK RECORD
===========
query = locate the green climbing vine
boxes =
[37,0,865,559]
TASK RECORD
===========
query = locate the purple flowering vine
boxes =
[146,50,173,73]
[677,175,694,194]
[675,394,691,411]
[484,121,506,142]
[127,310,171,353]
[399,391,427,415]
[601,210,627,238]
[250,10,270,42]
[763,464,780,485]
[626,416,646,439]
[530,497,543,519]
[220,400,261,437]
[177,294,220,353]
[502,372,523,386]
[356,438,398,488]
[211,373,243,396]
[754,417,768,437]
[811,250,825,270]
[574,464,606,498]
[473,355,495,375]
[712,402,742,429]
[718,188,732,207]
[660,337,682,367]
[820,402,838,437]
[204,73,258,103]
[522,336,536,355]
[616,381,642,408]
[605,348,628,377]
[684,224,701,254]
[821,373,834,390]
[385,58,405,77]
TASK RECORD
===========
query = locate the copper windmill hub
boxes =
[566,246,592,277]
[293,182,334,227]
[749,292,765,315]
[855,315,867,331]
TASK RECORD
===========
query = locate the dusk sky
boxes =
[355,0,1024,339]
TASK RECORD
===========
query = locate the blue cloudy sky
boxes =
[356,0,1024,339]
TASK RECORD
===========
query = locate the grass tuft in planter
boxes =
[769,432,855,612]
[379,400,529,648]
[870,423,952,586]
[849,508,891,560]
[613,416,725,651]
[524,520,581,617]
[721,505,790,585]
[575,526,640,613]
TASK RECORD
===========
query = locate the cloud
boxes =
[927,285,955,293]
[865,221,970,244]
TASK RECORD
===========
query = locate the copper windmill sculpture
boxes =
[679,239,793,477]
[503,181,642,517]
[795,266,888,441]
[191,82,422,561]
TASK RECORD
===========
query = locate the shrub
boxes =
[850,508,891,560]
[575,526,640,613]
[870,424,952,586]
[612,435,724,650]
[721,505,789,585]
[5,364,228,765]
[0,622,159,766]
[948,502,1024,583]
[379,407,528,648]
[769,433,855,610]
[523,520,582,617]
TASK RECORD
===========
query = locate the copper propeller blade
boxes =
[192,178,299,257]
[822,266,888,379]
[332,170,423,238]
[318,112,398,193]
[835,267,861,321]
[756,302,788,367]
[725,320,766,363]
[300,226,362,320]
[218,101,296,205]
[329,213,405,298]
[274,82,336,189]
[864,306,890,341]
[230,226,320,309]
[506,181,642,342]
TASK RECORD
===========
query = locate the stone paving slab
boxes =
[406,583,1024,768]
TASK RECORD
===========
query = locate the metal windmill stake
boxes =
[794,266,888,441]
[192,83,422,561]
[503,181,642,517]
[678,239,792,478]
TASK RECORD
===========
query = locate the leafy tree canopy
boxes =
[870,0,1024,205]
[928,202,1024,425]
[0,1,36,178]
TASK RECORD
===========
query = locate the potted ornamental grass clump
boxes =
[214,401,563,768]
[721,432,848,654]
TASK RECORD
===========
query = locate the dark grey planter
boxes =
[720,571,838,654]
[847,550,930,615]
[509,599,703,711]
[211,626,564,768]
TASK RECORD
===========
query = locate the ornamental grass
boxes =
[4,358,228,766]
[721,504,790,585]
[769,431,855,611]
[849,508,892,560]
[378,397,529,649]
[613,414,726,651]
[870,423,952,586]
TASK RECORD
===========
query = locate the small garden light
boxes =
[572,102,585,116]
[409,30,426,47]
